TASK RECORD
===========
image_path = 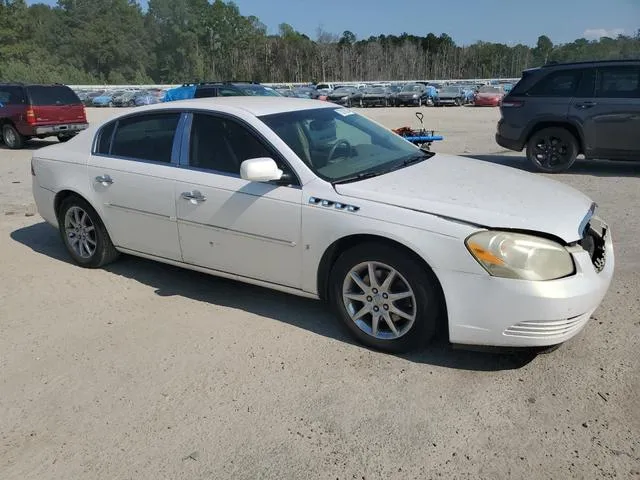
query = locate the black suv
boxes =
[496,59,640,172]
[192,81,281,98]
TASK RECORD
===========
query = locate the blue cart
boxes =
[393,112,444,151]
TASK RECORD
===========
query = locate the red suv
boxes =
[0,83,88,149]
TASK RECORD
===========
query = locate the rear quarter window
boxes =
[27,85,81,106]
[95,122,116,155]
[525,70,583,97]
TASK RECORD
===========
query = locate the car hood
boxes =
[334,154,593,242]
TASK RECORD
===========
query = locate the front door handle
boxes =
[181,190,206,202]
[95,174,113,185]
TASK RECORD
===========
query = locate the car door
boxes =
[173,112,303,288]
[587,65,640,158]
[87,111,184,261]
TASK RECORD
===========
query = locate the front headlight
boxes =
[412,94,418,98]
[465,231,575,281]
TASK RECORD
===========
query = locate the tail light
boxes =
[501,100,524,108]
[80,107,87,122]
[26,108,36,125]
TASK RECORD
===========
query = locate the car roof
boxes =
[127,97,338,117]
[542,59,639,68]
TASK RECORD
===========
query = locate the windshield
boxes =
[27,85,81,105]
[440,87,459,94]
[364,87,385,94]
[401,84,423,92]
[260,107,431,183]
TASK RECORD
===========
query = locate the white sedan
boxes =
[31,97,614,352]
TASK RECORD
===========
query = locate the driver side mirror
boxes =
[240,157,283,183]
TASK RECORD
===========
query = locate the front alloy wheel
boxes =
[329,243,441,352]
[342,261,416,340]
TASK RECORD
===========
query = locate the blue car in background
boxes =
[92,92,119,107]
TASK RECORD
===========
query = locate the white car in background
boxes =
[31,97,614,353]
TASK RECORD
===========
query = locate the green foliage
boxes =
[0,0,637,84]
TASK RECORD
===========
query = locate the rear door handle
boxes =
[181,190,206,202]
[575,101,597,109]
[95,174,113,185]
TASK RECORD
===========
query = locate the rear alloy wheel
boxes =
[329,243,441,353]
[58,196,119,268]
[2,124,25,149]
[526,127,578,173]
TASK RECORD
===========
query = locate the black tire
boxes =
[2,124,25,149]
[57,134,74,143]
[57,195,119,268]
[455,97,462,106]
[418,97,423,107]
[526,127,578,173]
[328,242,441,353]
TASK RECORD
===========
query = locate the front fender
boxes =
[300,185,486,295]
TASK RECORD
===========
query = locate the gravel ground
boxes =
[1,106,638,480]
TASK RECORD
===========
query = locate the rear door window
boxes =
[110,113,181,163]
[27,85,81,105]
[526,70,582,97]
[596,66,640,98]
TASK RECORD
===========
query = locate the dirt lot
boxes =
[1,106,638,479]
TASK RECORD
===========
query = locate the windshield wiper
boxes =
[332,170,391,185]
[402,152,431,166]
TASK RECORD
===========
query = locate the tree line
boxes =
[0,0,638,85]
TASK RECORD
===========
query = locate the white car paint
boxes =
[31,97,614,348]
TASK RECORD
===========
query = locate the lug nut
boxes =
[383,304,389,310]
[373,306,379,312]
[372,288,378,294]
[382,293,388,299]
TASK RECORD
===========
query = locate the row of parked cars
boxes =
[274,81,512,108]
[73,80,513,109]
[75,88,167,107]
